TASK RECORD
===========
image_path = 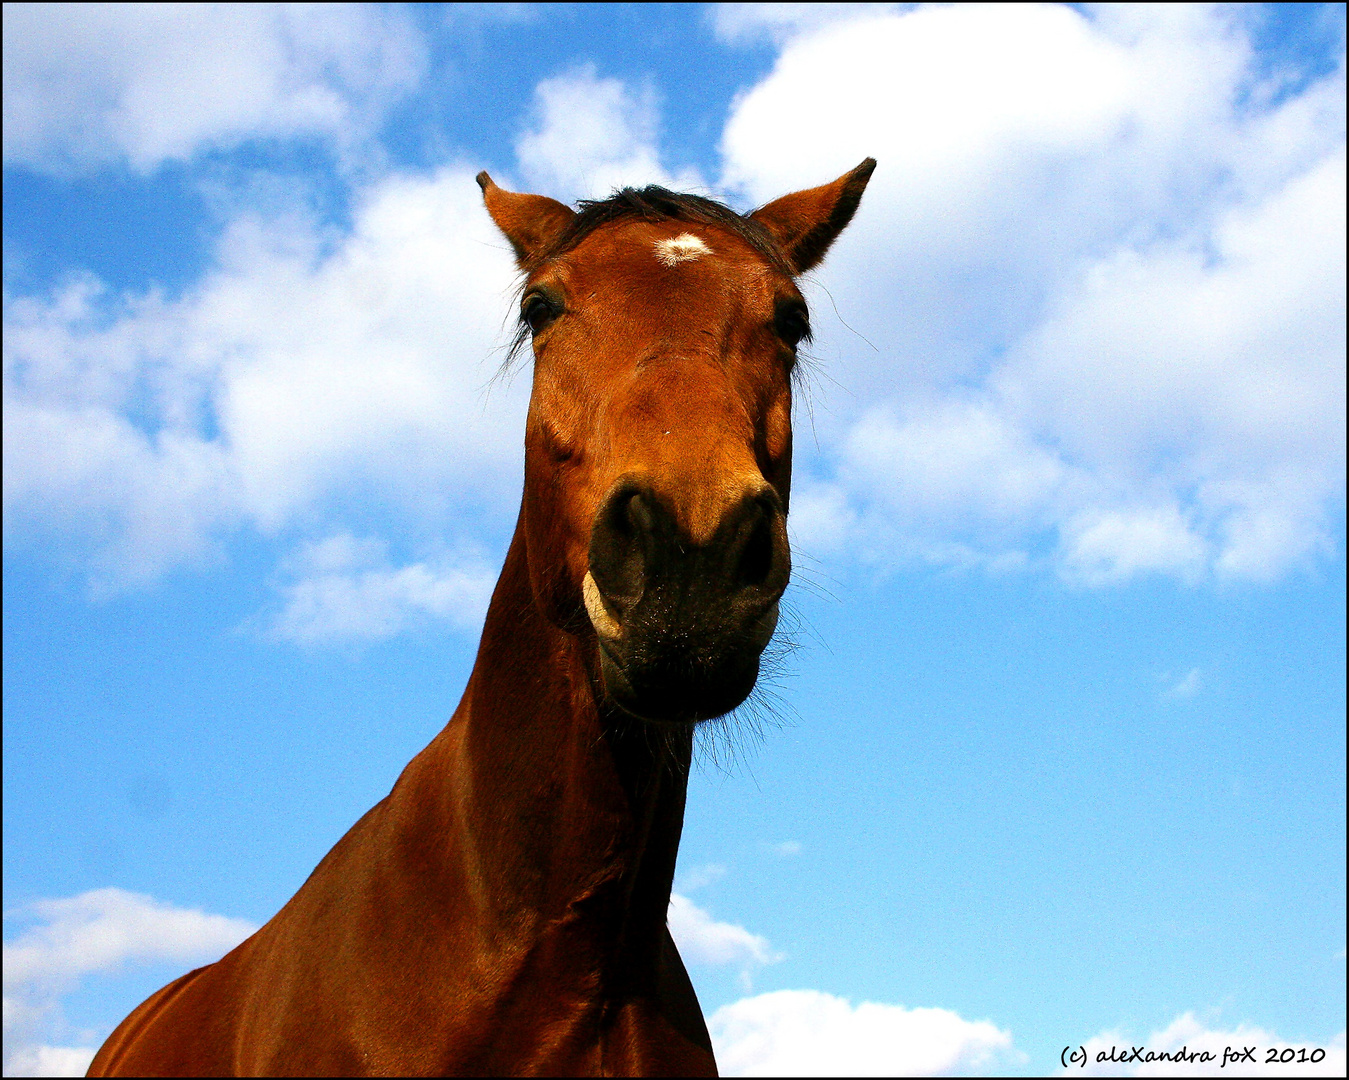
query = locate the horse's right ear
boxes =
[477,172,576,269]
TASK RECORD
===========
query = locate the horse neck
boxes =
[404,522,692,968]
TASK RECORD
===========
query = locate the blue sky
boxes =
[3,4,1344,1076]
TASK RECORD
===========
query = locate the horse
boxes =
[87,157,876,1077]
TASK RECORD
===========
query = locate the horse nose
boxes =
[585,477,790,639]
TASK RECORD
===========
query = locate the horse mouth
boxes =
[585,573,779,723]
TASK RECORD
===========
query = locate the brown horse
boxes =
[88,158,875,1077]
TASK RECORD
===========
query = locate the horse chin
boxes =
[589,600,780,724]
[597,641,760,724]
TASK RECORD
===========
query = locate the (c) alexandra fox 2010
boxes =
[88,156,877,1078]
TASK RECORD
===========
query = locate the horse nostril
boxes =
[737,512,774,588]
[590,483,658,621]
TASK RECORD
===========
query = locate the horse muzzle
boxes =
[583,478,789,723]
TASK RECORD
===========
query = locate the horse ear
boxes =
[750,158,876,275]
[477,172,576,268]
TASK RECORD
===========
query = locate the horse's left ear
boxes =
[750,157,876,275]
[477,172,576,269]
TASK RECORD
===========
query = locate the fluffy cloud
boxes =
[709,989,1017,1077]
[2,4,425,174]
[3,888,255,991]
[1069,1013,1346,1077]
[722,4,1345,583]
[514,64,704,203]
[4,164,527,591]
[3,888,256,1078]
[667,893,780,969]
[710,4,896,48]
[1162,667,1203,699]
[265,533,497,644]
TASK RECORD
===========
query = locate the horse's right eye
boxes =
[524,295,556,335]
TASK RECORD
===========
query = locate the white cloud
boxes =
[722,4,1344,584]
[2,1043,97,1080]
[200,169,526,531]
[266,533,497,644]
[723,3,1137,211]
[841,401,1068,529]
[2,394,239,590]
[710,4,897,48]
[4,164,526,591]
[676,863,728,894]
[2,4,426,174]
[3,888,256,1078]
[667,893,780,969]
[787,480,859,557]
[3,888,255,989]
[515,65,702,202]
[1068,1013,1346,1077]
[1163,667,1203,699]
[709,989,1017,1077]
[1002,148,1346,582]
[1060,505,1209,585]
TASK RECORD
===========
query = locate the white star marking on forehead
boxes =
[653,233,712,267]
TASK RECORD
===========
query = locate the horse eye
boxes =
[523,294,556,335]
[775,305,810,349]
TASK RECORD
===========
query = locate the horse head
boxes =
[479,160,875,724]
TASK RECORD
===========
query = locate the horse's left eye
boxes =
[775,304,810,349]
